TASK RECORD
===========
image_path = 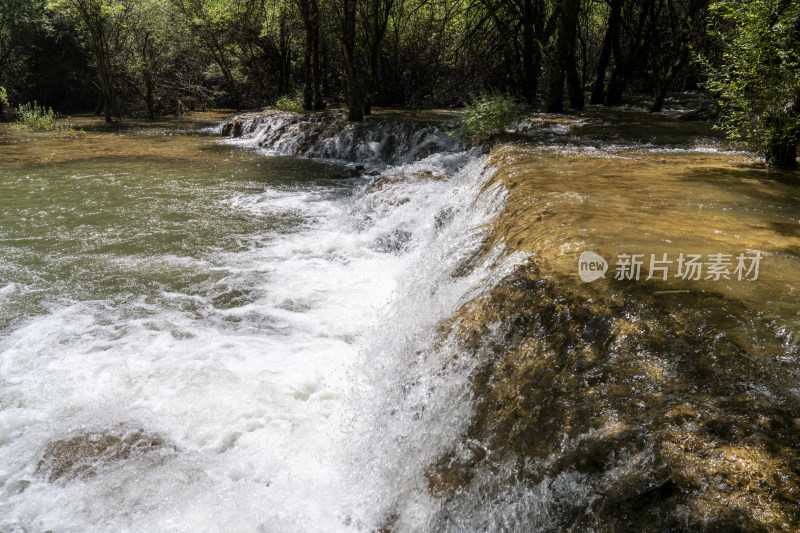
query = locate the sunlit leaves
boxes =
[701,0,800,163]
[458,90,527,143]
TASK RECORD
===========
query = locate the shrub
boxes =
[699,0,800,169]
[15,102,63,132]
[0,86,8,108]
[459,92,528,144]
[274,94,303,112]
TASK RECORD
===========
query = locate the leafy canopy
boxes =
[700,0,800,164]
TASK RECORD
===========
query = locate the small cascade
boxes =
[221,110,800,532]
[3,109,798,532]
[222,111,459,166]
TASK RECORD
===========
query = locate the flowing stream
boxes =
[0,112,503,531]
[1,106,799,532]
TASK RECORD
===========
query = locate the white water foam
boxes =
[224,112,459,168]
[0,121,516,531]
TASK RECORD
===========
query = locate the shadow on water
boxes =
[430,264,800,531]
[416,114,800,531]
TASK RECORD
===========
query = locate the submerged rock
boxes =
[430,265,800,531]
[421,145,800,531]
[367,170,450,193]
[35,424,171,482]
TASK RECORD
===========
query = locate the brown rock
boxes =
[36,424,171,482]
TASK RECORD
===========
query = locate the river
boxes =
[1,106,799,532]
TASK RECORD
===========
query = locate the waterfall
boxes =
[222,111,460,167]
[3,109,798,532]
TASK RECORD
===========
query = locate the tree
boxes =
[120,0,176,118]
[0,0,46,113]
[335,0,366,121]
[4,0,754,122]
[701,0,800,169]
[478,0,558,105]
[547,0,583,112]
[605,0,665,106]
[650,0,709,112]
[297,0,324,110]
[361,0,393,113]
[174,0,243,109]
[590,0,620,104]
[47,0,132,122]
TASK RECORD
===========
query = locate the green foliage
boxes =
[274,94,303,112]
[15,102,63,131]
[0,86,7,107]
[700,0,800,167]
[458,92,528,144]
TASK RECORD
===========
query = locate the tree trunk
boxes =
[365,0,392,113]
[651,0,707,112]
[547,0,581,112]
[311,0,324,110]
[604,0,625,106]
[344,58,365,121]
[365,38,376,115]
[364,93,372,115]
[299,0,324,110]
[145,79,155,119]
[520,0,541,104]
[93,45,114,122]
[103,90,112,123]
[766,139,798,170]
[590,0,619,105]
[365,41,379,115]
[302,15,313,110]
[342,0,364,121]
[94,92,103,116]
[101,71,113,123]
[605,68,624,106]
[566,46,584,109]
[607,0,663,107]
[279,13,292,99]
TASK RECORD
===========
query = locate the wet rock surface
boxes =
[220,110,458,165]
[35,425,172,483]
[422,141,800,532]
[429,266,800,531]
